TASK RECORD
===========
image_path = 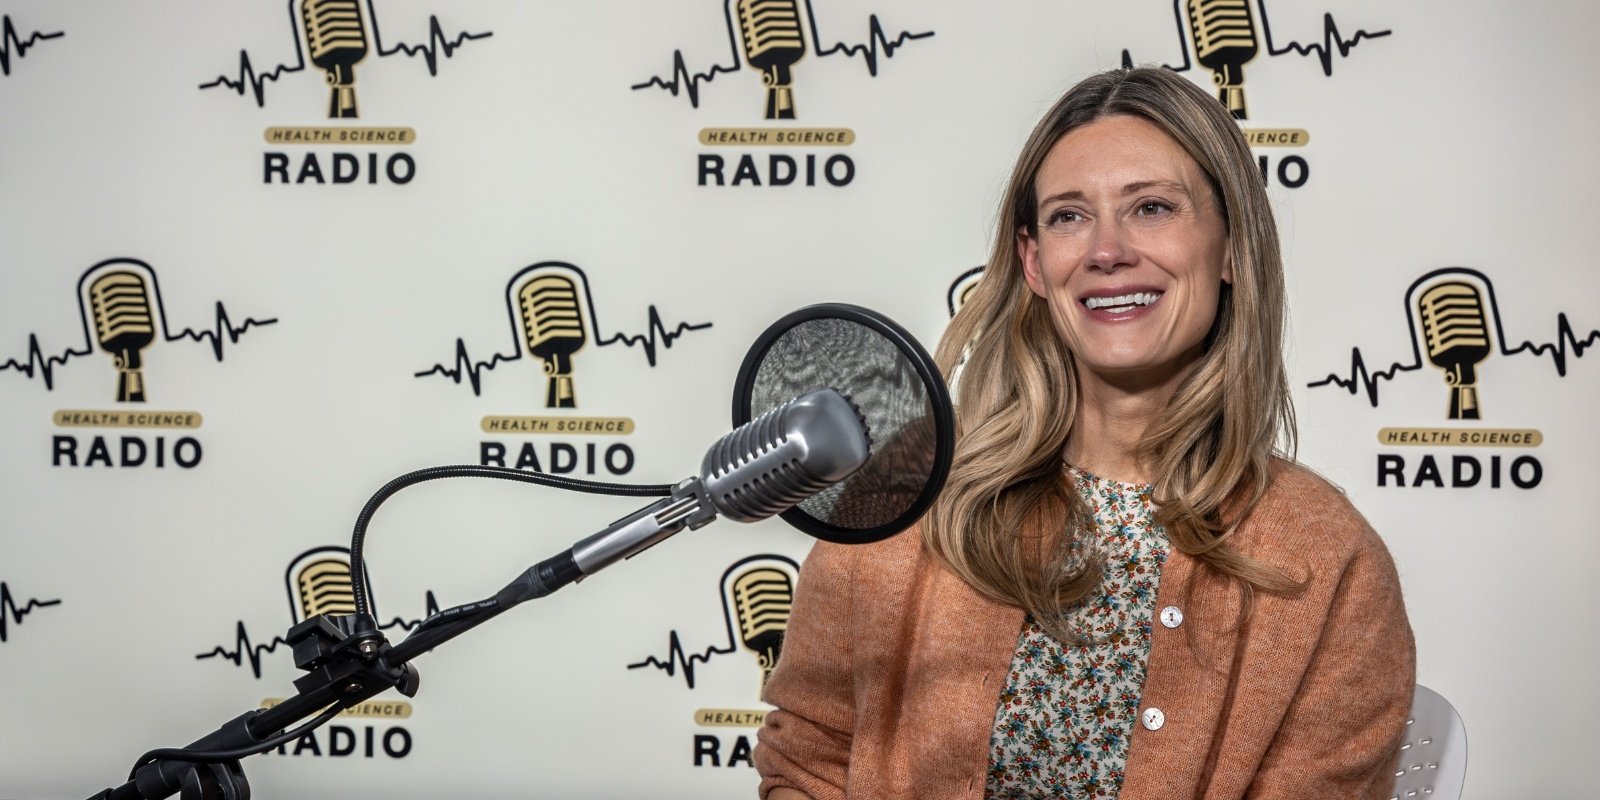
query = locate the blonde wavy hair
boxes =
[925,67,1299,640]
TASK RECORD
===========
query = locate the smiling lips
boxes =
[1082,291,1164,316]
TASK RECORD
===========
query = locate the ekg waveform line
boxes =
[1306,348,1421,408]
[627,629,737,690]
[1258,6,1391,77]
[631,49,742,108]
[166,303,280,362]
[0,334,90,390]
[369,8,493,76]
[0,15,63,76]
[197,0,305,107]
[196,621,289,679]
[413,338,521,396]
[0,582,62,643]
[630,3,741,109]
[595,306,714,368]
[805,9,933,76]
[1503,314,1600,377]
[198,49,306,107]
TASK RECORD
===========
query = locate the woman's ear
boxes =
[1019,226,1047,298]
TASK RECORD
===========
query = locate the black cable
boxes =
[127,703,344,778]
[347,465,673,621]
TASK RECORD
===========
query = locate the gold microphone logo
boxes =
[88,270,155,403]
[736,0,806,119]
[517,273,587,409]
[302,0,368,118]
[286,548,359,625]
[730,565,794,694]
[1186,0,1258,119]
[1418,280,1491,420]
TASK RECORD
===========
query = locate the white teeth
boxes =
[1084,292,1161,310]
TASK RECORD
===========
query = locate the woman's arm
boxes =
[1246,530,1416,797]
[753,540,857,800]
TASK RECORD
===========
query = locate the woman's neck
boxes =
[1063,373,1179,485]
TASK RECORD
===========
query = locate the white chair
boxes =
[1391,684,1467,800]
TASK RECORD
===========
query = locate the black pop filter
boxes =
[732,304,954,544]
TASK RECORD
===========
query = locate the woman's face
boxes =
[1019,114,1232,393]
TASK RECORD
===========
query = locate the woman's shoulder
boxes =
[1240,458,1390,567]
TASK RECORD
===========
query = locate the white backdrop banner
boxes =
[1,1,1596,798]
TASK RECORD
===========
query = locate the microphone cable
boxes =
[347,466,673,630]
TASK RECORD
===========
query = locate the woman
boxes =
[754,67,1414,799]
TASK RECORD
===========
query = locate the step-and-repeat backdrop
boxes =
[2,2,1596,798]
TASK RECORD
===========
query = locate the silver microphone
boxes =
[568,388,870,577]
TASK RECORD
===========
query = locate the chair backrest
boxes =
[1391,683,1467,800]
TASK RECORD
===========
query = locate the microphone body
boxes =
[736,0,805,120]
[731,565,793,693]
[563,389,869,581]
[518,275,586,409]
[302,0,368,119]
[1418,281,1490,420]
[1187,0,1257,119]
[88,270,155,403]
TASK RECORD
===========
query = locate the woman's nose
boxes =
[1086,218,1135,273]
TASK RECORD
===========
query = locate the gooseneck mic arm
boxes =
[87,389,870,800]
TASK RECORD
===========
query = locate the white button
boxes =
[1141,707,1165,731]
[1159,606,1183,628]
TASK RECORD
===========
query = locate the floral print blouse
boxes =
[986,467,1169,799]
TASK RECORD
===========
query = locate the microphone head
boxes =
[701,388,871,523]
[517,274,587,360]
[89,270,155,354]
[285,546,365,625]
[1418,280,1491,369]
[735,0,806,69]
[731,304,955,544]
[302,0,368,67]
[1187,0,1258,65]
[730,564,794,652]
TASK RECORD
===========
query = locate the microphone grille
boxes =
[736,0,805,62]
[88,271,154,345]
[731,566,794,648]
[1188,0,1257,57]
[518,275,586,353]
[303,0,368,61]
[296,557,357,621]
[1418,281,1489,361]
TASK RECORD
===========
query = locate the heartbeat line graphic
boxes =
[1503,314,1600,377]
[1305,348,1422,407]
[627,629,738,690]
[1307,268,1598,407]
[412,338,521,395]
[594,306,715,368]
[195,621,290,678]
[805,8,933,77]
[0,581,62,643]
[1258,7,1391,76]
[414,263,712,395]
[632,3,931,108]
[0,333,90,390]
[0,259,278,390]
[197,591,442,679]
[200,0,489,107]
[168,302,280,362]
[630,2,742,109]
[370,12,492,76]
[0,14,63,76]
[1126,0,1389,76]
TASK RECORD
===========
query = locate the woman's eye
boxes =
[1045,209,1081,226]
[1135,201,1173,217]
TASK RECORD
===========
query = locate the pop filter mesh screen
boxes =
[746,315,940,537]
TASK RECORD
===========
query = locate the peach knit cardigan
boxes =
[755,461,1415,799]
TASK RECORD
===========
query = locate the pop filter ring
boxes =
[730,303,955,544]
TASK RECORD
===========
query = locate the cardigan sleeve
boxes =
[1245,528,1416,798]
[754,539,858,799]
